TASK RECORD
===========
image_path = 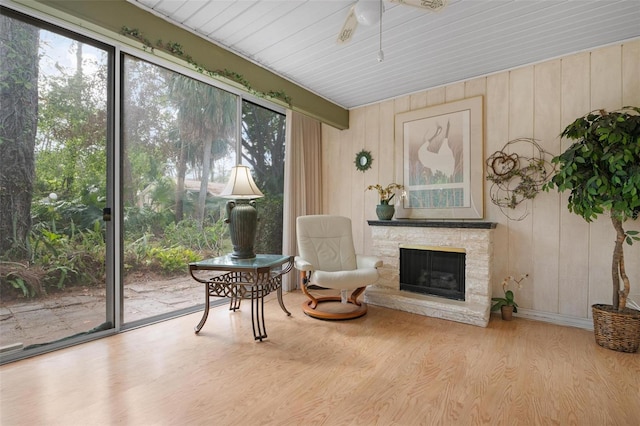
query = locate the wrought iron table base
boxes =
[189,257,293,341]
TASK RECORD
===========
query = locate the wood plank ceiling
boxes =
[128,0,640,109]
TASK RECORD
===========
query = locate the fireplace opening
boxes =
[400,246,465,301]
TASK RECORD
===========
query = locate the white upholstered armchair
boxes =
[295,215,382,320]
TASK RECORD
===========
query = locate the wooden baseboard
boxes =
[514,308,593,330]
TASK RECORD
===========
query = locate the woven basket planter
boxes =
[592,304,640,353]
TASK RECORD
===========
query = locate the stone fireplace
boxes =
[365,220,496,327]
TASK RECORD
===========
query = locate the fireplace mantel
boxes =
[368,219,497,229]
[365,221,496,327]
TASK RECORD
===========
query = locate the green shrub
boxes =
[148,246,200,273]
[163,217,229,255]
[31,189,105,236]
[30,221,105,291]
[123,233,153,272]
[124,205,174,240]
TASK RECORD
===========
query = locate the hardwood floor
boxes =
[1,290,639,425]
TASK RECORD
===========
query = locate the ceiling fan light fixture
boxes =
[354,0,382,26]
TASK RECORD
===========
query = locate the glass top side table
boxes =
[189,254,294,341]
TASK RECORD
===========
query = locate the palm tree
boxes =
[169,75,236,227]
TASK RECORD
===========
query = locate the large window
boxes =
[120,57,286,326]
[0,5,286,363]
[121,55,238,325]
[0,8,113,356]
[242,100,286,255]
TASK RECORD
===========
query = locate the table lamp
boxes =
[220,165,264,259]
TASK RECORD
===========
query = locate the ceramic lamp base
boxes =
[226,199,258,259]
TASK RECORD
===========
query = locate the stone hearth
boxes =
[365,220,496,327]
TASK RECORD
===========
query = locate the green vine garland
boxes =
[120,27,292,106]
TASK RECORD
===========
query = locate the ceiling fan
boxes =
[337,0,448,44]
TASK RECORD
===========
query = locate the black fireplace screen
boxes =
[400,247,465,300]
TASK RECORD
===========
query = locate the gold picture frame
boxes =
[394,96,484,219]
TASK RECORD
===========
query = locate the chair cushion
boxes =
[297,215,358,272]
[312,268,379,290]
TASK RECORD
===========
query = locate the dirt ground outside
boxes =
[0,275,205,351]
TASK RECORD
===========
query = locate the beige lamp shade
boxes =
[220,165,264,200]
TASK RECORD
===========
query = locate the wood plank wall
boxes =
[321,40,640,325]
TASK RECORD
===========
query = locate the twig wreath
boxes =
[485,138,555,220]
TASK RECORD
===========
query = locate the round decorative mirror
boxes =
[354,150,373,172]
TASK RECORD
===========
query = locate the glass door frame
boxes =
[116,48,285,330]
[0,4,117,364]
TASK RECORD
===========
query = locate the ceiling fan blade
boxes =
[389,0,448,12]
[337,4,359,44]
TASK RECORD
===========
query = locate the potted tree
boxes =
[545,106,640,353]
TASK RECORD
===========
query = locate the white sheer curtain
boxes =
[282,110,323,291]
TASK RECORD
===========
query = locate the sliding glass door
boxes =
[0,8,113,355]
[121,55,237,325]
[0,5,287,362]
